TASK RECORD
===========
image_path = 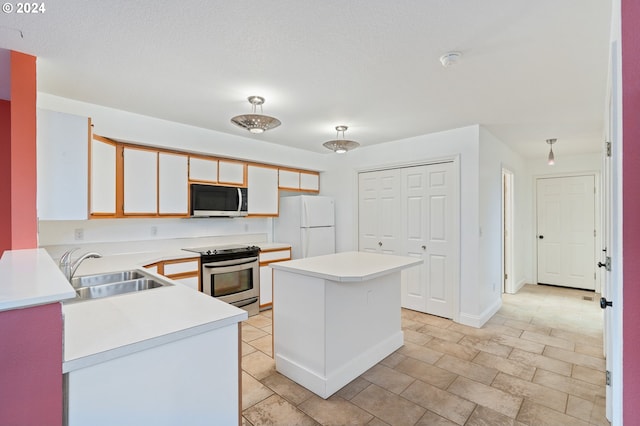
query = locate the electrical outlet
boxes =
[74,228,84,241]
[151,226,158,236]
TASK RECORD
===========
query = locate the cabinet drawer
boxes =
[259,249,292,263]
[163,260,199,275]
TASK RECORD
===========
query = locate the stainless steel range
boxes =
[183,245,260,316]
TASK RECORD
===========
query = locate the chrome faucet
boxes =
[59,248,102,281]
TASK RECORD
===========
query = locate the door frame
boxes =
[501,168,515,294]
[532,171,601,293]
[354,154,460,323]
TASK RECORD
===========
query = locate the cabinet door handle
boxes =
[378,241,382,247]
[422,245,426,250]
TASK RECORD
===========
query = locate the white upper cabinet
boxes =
[158,152,188,215]
[189,157,218,182]
[123,147,158,214]
[278,170,300,189]
[218,160,246,185]
[300,172,320,191]
[90,137,117,216]
[37,109,89,219]
[248,165,279,215]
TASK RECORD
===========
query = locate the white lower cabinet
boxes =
[260,266,273,306]
[259,248,292,309]
[65,324,240,426]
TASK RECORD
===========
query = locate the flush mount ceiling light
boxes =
[439,51,462,67]
[230,96,281,134]
[323,125,360,154]
[546,138,557,165]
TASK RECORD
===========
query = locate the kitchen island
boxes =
[270,251,422,398]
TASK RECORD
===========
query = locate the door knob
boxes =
[421,245,426,250]
[600,297,613,309]
[378,241,382,247]
[538,235,544,239]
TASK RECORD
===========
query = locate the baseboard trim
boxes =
[458,298,502,328]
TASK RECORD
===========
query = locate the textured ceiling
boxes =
[0,0,612,157]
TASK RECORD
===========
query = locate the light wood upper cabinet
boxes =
[123,147,158,214]
[300,172,320,191]
[278,169,300,189]
[248,165,279,216]
[189,157,218,182]
[90,136,117,216]
[279,169,320,192]
[218,160,246,185]
[37,109,90,220]
[159,153,189,215]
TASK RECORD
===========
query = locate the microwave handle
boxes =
[237,188,243,214]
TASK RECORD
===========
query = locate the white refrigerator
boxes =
[274,195,335,259]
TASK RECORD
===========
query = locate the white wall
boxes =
[479,127,530,306]
[321,125,491,325]
[526,152,602,285]
[37,93,330,172]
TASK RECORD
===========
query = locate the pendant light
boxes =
[230,96,281,134]
[323,125,360,154]
[546,138,557,165]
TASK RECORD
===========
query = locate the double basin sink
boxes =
[64,270,173,303]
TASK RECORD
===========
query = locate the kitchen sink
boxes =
[70,270,147,288]
[64,270,173,303]
[75,278,169,300]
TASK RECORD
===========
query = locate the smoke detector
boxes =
[439,51,462,68]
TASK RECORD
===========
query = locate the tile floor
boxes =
[241,284,609,425]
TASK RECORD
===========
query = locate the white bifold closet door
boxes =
[358,161,456,318]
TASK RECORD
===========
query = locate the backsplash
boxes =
[38,217,272,254]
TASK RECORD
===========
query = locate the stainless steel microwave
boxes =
[190,184,248,217]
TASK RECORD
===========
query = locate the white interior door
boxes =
[358,170,402,254]
[401,162,455,318]
[536,175,596,290]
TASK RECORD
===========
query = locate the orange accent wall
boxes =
[8,51,37,250]
[0,100,10,253]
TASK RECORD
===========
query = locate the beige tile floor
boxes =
[241,284,609,425]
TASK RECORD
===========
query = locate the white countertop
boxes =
[0,241,291,372]
[270,251,422,282]
[0,248,76,311]
[62,281,246,372]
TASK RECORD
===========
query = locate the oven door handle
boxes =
[203,258,258,268]
[231,297,259,309]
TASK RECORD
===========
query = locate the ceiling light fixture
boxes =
[439,51,462,68]
[323,125,360,154]
[230,96,281,134]
[546,138,557,165]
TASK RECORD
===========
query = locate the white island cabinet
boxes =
[63,274,246,426]
[270,251,422,399]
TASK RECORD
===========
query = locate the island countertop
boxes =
[270,251,422,282]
